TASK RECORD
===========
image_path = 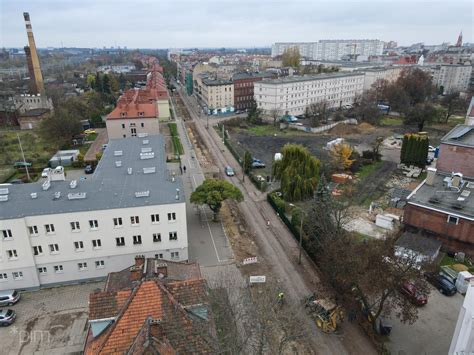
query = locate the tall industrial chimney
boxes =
[23,12,45,95]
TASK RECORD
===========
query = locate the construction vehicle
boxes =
[305,295,345,333]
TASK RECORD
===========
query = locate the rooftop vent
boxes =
[53,191,61,200]
[68,192,87,200]
[467,182,474,189]
[114,150,123,156]
[143,167,156,174]
[142,139,149,145]
[127,168,133,175]
[460,190,471,198]
[138,133,148,138]
[70,180,77,189]
[141,147,152,153]
[0,195,8,202]
[0,188,9,195]
[140,152,154,160]
[135,191,150,198]
[42,180,51,191]
[175,188,180,200]
[115,161,122,167]
[30,192,37,199]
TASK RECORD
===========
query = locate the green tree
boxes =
[242,150,253,181]
[39,108,83,146]
[86,74,95,88]
[352,90,382,125]
[400,133,429,166]
[272,144,320,202]
[118,73,128,90]
[94,72,103,92]
[246,100,263,125]
[282,47,300,68]
[102,74,111,94]
[404,102,442,131]
[440,92,467,123]
[190,179,243,221]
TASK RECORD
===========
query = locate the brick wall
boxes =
[437,143,474,177]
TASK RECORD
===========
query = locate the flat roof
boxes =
[257,72,364,85]
[441,125,474,148]
[407,172,474,220]
[0,135,184,220]
[202,78,233,86]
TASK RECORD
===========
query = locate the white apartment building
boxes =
[201,78,234,113]
[0,135,188,291]
[361,66,405,91]
[428,64,472,94]
[254,72,364,115]
[271,40,384,61]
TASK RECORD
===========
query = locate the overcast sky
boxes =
[1,0,472,48]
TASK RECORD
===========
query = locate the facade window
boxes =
[7,250,18,260]
[121,123,125,129]
[151,214,160,223]
[171,251,179,260]
[92,239,102,249]
[133,235,142,245]
[45,224,55,234]
[1,229,13,240]
[155,253,163,259]
[0,273,7,281]
[153,233,161,242]
[131,216,140,225]
[447,215,459,225]
[169,232,178,241]
[33,246,43,256]
[113,217,123,227]
[78,262,88,271]
[54,265,64,273]
[70,221,80,232]
[95,260,105,269]
[141,122,145,128]
[89,220,99,229]
[74,241,84,251]
[12,271,23,280]
[116,237,125,246]
[38,267,47,274]
[49,244,59,254]
[131,128,137,136]
[167,212,176,221]
[130,123,136,127]
[28,226,39,236]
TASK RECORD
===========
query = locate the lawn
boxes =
[440,255,474,273]
[355,161,383,179]
[380,116,403,126]
[168,123,184,156]
[242,124,311,137]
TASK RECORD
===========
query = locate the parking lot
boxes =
[386,286,464,355]
[0,281,103,355]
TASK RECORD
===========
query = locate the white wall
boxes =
[0,202,187,291]
[106,117,160,139]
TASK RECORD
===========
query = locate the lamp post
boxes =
[298,211,306,265]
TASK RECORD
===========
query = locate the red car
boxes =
[400,282,428,306]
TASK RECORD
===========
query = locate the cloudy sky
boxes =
[1,0,472,48]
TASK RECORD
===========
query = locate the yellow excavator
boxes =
[305,296,345,333]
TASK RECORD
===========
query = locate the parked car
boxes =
[252,158,266,168]
[0,309,16,326]
[13,161,32,168]
[0,290,20,306]
[84,165,94,174]
[400,282,428,306]
[102,144,108,150]
[225,166,235,176]
[10,179,24,184]
[84,129,97,135]
[41,168,51,178]
[424,272,457,296]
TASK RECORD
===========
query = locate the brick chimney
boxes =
[130,265,142,282]
[155,263,168,278]
[135,255,145,267]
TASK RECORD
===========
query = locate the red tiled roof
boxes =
[89,289,132,320]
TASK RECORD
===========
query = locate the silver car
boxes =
[0,290,20,307]
[0,309,16,326]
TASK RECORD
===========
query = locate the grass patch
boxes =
[352,231,371,242]
[440,255,474,272]
[380,116,403,126]
[85,133,98,141]
[240,124,311,137]
[168,123,184,156]
[356,161,383,179]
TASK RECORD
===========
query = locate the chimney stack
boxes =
[155,263,168,278]
[426,167,437,186]
[23,12,45,95]
[130,265,142,282]
[135,255,145,267]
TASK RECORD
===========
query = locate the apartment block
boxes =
[429,64,472,94]
[201,78,234,113]
[0,135,187,291]
[361,66,404,90]
[233,72,275,111]
[254,72,364,115]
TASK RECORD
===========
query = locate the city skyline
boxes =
[0,0,472,48]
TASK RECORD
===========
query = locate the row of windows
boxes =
[121,123,145,129]
[6,232,179,260]
[1,214,178,240]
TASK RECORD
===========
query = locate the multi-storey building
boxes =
[201,78,234,114]
[428,64,472,94]
[361,66,404,90]
[254,72,364,115]
[271,40,384,60]
[0,135,188,291]
[233,72,275,111]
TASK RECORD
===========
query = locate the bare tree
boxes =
[305,100,330,127]
[269,108,282,127]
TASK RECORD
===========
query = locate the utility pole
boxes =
[17,134,30,182]
[298,212,305,265]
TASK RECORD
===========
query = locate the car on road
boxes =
[41,167,51,178]
[424,272,457,296]
[400,282,428,306]
[225,166,235,176]
[0,290,20,307]
[0,309,16,326]
[84,165,94,174]
[252,158,266,168]
[83,129,96,135]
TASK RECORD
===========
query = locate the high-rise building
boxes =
[271,40,384,60]
[23,12,45,95]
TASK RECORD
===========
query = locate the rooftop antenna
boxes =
[17,134,30,181]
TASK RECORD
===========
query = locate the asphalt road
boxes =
[176,87,377,354]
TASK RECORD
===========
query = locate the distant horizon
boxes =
[1,0,472,48]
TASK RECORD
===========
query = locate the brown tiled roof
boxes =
[85,280,215,354]
[167,279,208,307]
[89,289,132,320]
